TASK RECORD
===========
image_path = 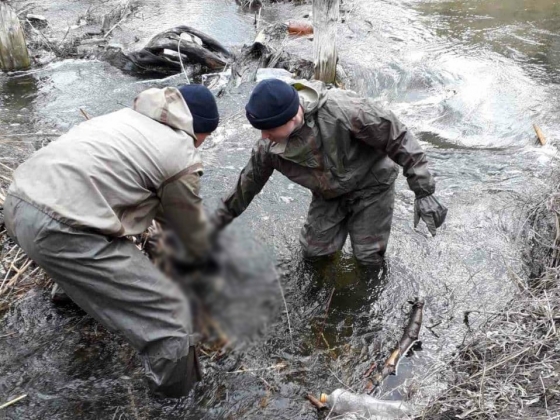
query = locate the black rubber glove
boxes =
[414,195,448,236]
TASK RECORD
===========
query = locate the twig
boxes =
[127,384,139,420]
[103,4,132,39]
[534,124,547,146]
[177,34,191,84]
[256,7,262,31]
[328,368,357,393]
[0,174,12,183]
[79,108,91,120]
[316,287,335,347]
[417,185,560,418]
[61,25,71,44]
[4,259,33,289]
[539,374,548,412]
[468,348,531,380]
[363,362,377,379]
[544,289,557,336]
[478,349,487,411]
[306,393,326,410]
[111,407,120,420]
[0,162,14,172]
[226,363,286,374]
[0,249,21,293]
[26,19,58,54]
[249,371,274,390]
[0,394,27,410]
[320,332,330,349]
[276,276,294,350]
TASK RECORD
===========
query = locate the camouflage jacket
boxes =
[213,80,435,228]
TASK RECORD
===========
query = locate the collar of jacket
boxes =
[270,141,288,154]
[266,79,328,160]
[269,111,307,155]
[269,86,322,157]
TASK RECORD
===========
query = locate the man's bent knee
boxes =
[352,243,386,266]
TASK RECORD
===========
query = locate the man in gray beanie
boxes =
[211,78,447,265]
[4,84,219,397]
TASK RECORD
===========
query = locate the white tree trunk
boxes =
[313,0,339,83]
[0,2,30,71]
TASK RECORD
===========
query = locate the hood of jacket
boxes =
[133,87,196,137]
[268,79,329,156]
[291,79,329,115]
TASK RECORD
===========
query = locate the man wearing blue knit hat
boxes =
[212,78,447,264]
[4,84,219,397]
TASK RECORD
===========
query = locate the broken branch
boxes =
[366,298,424,392]
[316,287,335,347]
[0,394,27,410]
[533,124,546,146]
[79,108,91,120]
[306,393,326,410]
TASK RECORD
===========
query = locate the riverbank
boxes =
[418,182,560,419]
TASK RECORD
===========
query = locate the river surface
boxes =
[1,0,559,418]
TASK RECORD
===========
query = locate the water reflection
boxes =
[289,253,389,351]
[116,0,256,50]
[0,74,38,133]
[415,0,560,83]
[2,0,560,418]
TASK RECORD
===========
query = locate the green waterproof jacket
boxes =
[214,80,435,227]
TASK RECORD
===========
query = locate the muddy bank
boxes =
[420,179,560,420]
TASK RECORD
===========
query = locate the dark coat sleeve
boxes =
[348,98,436,198]
[157,171,210,260]
[212,141,274,229]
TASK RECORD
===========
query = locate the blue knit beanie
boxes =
[178,84,219,133]
[245,79,300,130]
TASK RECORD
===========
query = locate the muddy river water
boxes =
[1,0,560,418]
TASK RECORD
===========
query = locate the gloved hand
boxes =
[207,217,222,247]
[414,195,448,236]
[207,205,234,244]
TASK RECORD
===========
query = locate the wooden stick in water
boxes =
[366,298,424,392]
[534,124,546,146]
[316,287,335,347]
[0,394,27,410]
[306,393,326,410]
[79,108,91,120]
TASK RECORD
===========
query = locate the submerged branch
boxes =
[366,298,424,392]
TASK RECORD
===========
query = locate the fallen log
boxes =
[160,25,232,58]
[144,34,227,70]
[101,26,231,76]
[365,298,424,392]
[102,47,175,75]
